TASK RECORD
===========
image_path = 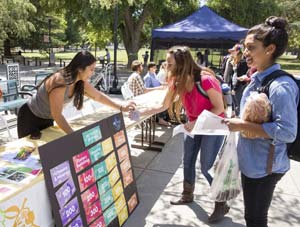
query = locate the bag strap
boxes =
[261,70,293,174]
[266,144,275,174]
[258,70,294,97]
[194,74,209,99]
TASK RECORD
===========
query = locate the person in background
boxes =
[17,51,135,138]
[156,61,168,84]
[104,48,110,64]
[127,60,163,97]
[196,51,204,66]
[144,62,170,126]
[143,51,149,66]
[222,48,234,84]
[230,43,249,116]
[203,49,210,67]
[130,46,228,223]
[223,16,299,227]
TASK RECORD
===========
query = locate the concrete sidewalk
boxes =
[125,126,300,227]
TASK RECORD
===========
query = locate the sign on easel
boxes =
[39,113,139,227]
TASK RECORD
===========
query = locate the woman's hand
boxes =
[121,101,136,112]
[222,118,243,131]
[184,120,196,132]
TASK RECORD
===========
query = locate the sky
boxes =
[200,0,207,6]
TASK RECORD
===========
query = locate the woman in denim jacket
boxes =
[224,16,299,227]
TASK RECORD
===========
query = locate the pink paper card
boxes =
[78,168,96,192]
[81,184,99,209]
[84,200,102,224]
[73,150,91,173]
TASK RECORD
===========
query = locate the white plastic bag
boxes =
[210,133,241,202]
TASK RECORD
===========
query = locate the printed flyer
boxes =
[39,113,139,227]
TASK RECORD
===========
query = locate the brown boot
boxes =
[170,181,195,205]
[208,201,230,223]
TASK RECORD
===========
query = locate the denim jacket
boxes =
[237,64,299,178]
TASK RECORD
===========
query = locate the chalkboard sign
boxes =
[39,113,139,227]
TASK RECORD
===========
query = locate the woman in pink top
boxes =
[130,46,228,223]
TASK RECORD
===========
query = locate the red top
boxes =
[183,74,224,121]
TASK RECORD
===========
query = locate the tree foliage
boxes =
[0,0,36,54]
[207,0,280,28]
[277,0,300,57]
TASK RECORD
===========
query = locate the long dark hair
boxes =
[64,51,96,109]
[247,16,288,60]
[39,51,96,110]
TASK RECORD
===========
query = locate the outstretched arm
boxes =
[84,82,135,111]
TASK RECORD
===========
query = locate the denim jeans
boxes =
[242,173,284,227]
[183,134,224,185]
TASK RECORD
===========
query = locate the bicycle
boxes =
[90,63,114,93]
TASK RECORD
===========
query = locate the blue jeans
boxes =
[183,134,224,185]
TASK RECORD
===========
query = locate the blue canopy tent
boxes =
[151,6,248,58]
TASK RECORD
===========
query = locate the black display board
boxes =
[39,113,139,227]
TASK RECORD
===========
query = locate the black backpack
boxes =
[258,70,300,162]
[194,74,229,108]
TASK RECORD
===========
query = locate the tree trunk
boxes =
[4,39,11,56]
[297,51,300,60]
[120,3,151,69]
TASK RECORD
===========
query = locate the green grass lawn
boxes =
[22,48,300,74]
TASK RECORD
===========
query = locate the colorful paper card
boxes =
[97,176,111,196]
[59,197,80,226]
[100,189,114,211]
[93,161,108,181]
[108,166,120,188]
[50,161,71,188]
[82,126,102,147]
[114,193,126,214]
[113,130,126,148]
[81,184,99,209]
[120,158,131,176]
[102,137,113,155]
[112,180,124,201]
[90,215,106,227]
[73,150,91,173]
[105,152,117,173]
[84,200,102,224]
[128,193,138,214]
[88,143,104,163]
[67,215,83,227]
[103,204,117,226]
[55,178,76,208]
[117,145,129,163]
[118,206,128,226]
[78,168,96,192]
[122,168,133,188]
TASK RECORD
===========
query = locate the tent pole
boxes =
[150,39,154,61]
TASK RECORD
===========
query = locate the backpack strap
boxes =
[258,70,294,97]
[259,69,294,174]
[194,74,209,99]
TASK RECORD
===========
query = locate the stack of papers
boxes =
[173,110,230,137]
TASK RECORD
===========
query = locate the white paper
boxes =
[172,124,194,138]
[191,110,230,135]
